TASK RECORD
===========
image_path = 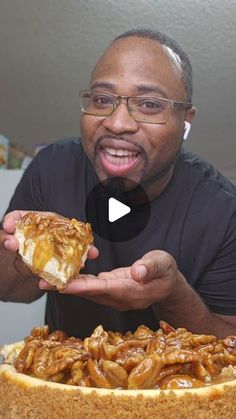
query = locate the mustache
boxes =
[94,134,146,156]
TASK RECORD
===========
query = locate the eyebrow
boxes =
[90,82,168,98]
[90,82,114,90]
[136,84,168,98]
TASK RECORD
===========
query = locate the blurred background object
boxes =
[8,142,32,169]
[0,135,32,170]
[0,135,9,169]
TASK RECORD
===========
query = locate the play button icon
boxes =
[108,198,131,222]
[86,177,151,242]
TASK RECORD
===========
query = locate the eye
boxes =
[91,93,114,108]
[136,99,164,114]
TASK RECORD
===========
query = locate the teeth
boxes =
[106,155,131,165]
[102,147,139,166]
[104,147,138,157]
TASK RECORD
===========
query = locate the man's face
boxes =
[80,37,194,186]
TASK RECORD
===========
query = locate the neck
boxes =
[141,164,174,202]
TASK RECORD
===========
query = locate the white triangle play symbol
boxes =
[108,197,131,223]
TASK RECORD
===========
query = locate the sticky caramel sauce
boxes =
[31,237,54,272]
[19,213,93,277]
[7,323,236,390]
[159,373,236,389]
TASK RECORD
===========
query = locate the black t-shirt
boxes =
[6,139,236,338]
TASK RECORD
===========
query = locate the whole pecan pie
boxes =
[0,322,236,418]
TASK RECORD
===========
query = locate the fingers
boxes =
[87,245,99,260]
[39,274,106,297]
[3,210,29,233]
[131,263,148,282]
[3,235,19,252]
[1,210,30,252]
[131,260,155,283]
[131,251,160,282]
[0,228,19,251]
[39,279,57,291]
[131,250,177,283]
[61,275,107,296]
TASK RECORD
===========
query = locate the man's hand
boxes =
[0,210,46,302]
[39,250,178,311]
[1,210,29,251]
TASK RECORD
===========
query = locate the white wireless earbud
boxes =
[183,121,191,140]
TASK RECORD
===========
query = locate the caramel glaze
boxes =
[160,373,236,389]
[17,212,93,278]
[8,323,236,390]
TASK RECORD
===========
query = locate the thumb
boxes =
[131,258,158,283]
[131,251,176,283]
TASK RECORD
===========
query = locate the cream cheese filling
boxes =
[15,229,89,284]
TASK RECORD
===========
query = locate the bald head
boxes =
[112,28,193,102]
[91,36,188,103]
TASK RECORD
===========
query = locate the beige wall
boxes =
[0,0,236,180]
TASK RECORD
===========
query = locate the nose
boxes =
[102,103,139,134]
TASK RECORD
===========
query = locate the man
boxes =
[1,29,236,339]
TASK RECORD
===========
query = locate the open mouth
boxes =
[99,146,141,176]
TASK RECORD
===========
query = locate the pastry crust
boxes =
[0,364,236,419]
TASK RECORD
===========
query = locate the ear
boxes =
[185,106,196,123]
[183,106,196,140]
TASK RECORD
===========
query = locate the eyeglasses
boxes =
[79,90,192,124]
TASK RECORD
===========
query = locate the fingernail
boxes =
[3,219,10,231]
[4,240,12,251]
[137,265,147,281]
